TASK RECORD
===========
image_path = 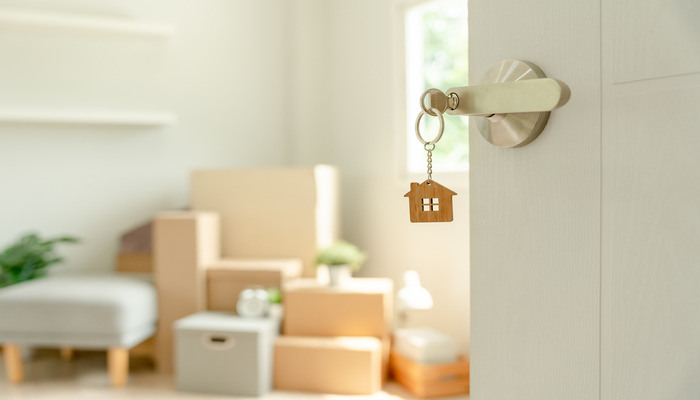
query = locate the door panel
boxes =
[602,82,700,400]
[611,0,700,84]
[602,0,700,396]
[470,1,601,398]
[473,0,700,397]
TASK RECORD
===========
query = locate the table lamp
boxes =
[396,270,433,326]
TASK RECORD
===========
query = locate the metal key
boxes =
[420,88,449,116]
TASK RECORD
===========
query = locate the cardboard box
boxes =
[390,351,470,398]
[153,211,220,373]
[283,278,393,380]
[206,258,302,311]
[282,278,393,338]
[191,166,339,277]
[116,253,153,274]
[274,336,381,395]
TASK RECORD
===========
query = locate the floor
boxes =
[0,349,469,400]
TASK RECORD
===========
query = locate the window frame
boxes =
[392,0,470,189]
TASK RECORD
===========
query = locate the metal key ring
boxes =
[420,90,438,116]
[415,107,444,145]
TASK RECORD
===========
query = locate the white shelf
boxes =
[0,8,174,37]
[0,110,177,127]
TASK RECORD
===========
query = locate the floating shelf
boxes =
[0,109,177,126]
[0,8,174,37]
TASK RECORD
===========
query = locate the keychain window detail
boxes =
[422,198,440,212]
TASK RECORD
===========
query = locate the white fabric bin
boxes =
[394,327,457,364]
[175,312,278,396]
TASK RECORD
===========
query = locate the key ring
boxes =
[415,107,444,145]
[420,89,442,116]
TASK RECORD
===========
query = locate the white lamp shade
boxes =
[397,270,434,311]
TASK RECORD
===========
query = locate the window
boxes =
[400,0,469,175]
[422,197,440,212]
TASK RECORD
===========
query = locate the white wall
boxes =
[286,0,331,165]
[0,0,471,355]
[0,0,289,271]
[288,0,471,355]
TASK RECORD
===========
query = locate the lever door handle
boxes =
[446,78,570,117]
[417,60,571,147]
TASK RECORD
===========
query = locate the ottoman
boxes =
[0,274,157,386]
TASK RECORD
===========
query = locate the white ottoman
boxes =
[0,274,157,386]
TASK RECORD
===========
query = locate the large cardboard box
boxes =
[206,258,302,311]
[153,211,220,373]
[274,336,381,395]
[282,278,393,338]
[191,166,339,277]
[390,351,470,398]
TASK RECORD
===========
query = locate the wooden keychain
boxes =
[404,89,457,223]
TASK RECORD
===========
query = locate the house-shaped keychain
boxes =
[404,180,457,223]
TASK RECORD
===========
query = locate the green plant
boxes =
[267,287,282,304]
[315,240,367,272]
[0,233,79,288]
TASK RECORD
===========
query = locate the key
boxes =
[420,88,449,116]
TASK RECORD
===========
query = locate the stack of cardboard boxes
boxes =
[274,278,393,395]
[153,166,339,373]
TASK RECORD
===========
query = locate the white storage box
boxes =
[175,312,278,396]
[394,327,457,364]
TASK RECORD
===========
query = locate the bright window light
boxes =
[404,0,469,174]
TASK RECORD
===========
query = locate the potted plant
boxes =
[0,233,79,288]
[267,287,283,319]
[315,240,366,286]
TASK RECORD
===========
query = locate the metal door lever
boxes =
[445,78,570,117]
[420,60,571,148]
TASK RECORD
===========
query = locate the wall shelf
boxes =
[0,8,174,37]
[0,110,177,127]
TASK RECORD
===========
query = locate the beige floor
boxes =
[0,349,469,400]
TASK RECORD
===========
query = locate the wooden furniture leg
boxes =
[3,343,24,384]
[60,347,74,361]
[107,347,129,387]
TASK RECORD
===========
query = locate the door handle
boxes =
[419,60,571,148]
[445,78,570,117]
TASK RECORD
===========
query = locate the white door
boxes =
[470,0,700,399]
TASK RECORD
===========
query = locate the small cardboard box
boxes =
[274,336,381,395]
[116,253,153,274]
[282,278,393,338]
[206,258,302,311]
[390,351,470,398]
